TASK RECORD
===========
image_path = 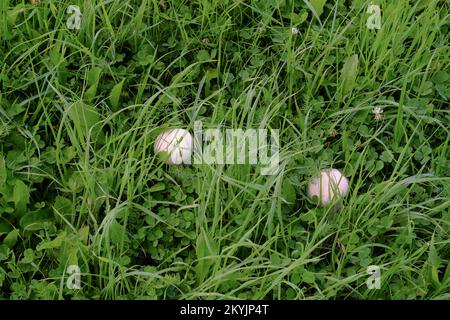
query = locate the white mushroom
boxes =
[307,168,349,207]
[154,129,193,165]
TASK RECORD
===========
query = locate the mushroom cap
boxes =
[154,129,193,165]
[307,168,349,207]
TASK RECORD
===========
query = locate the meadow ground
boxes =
[0,0,449,299]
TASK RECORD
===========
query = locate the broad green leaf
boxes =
[78,225,89,244]
[309,0,327,17]
[109,78,125,111]
[87,66,101,86]
[84,66,102,100]
[302,271,315,284]
[37,232,66,251]
[431,71,449,84]
[340,54,359,97]
[270,253,282,265]
[0,244,9,260]
[3,229,19,248]
[430,266,440,288]
[53,196,72,215]
[67,101,100,129]
[0,221,11,236]
[66,101,101,141]
[149,182,166,193]
[7,4,24,26]
[67,245,79,266]
[58,236,80,266]
[282,178,296,205]
[300,210,316,224]
[428,244,441,268]
[21,249,35,264]
[291,272,302,285]
[19,210,53,231]
[6,103,25,117]
[13,179,30,212]
[53,196,73,225]
[109,221,129,244]
[196,50,210,61]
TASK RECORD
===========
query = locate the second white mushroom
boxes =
[154,128,193,165]
[307,168,349,207]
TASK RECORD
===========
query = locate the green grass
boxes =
[0,0,449,300]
